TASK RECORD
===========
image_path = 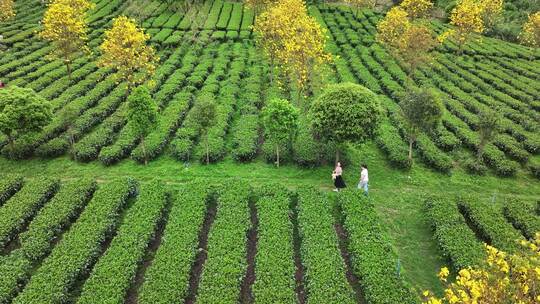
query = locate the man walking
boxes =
[358,164,369,195]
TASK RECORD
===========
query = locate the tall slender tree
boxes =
[519,12,540,58]
[99,16,159,95]
[440,0,503,54]
[0,0,15,22]
[398,87,444,162]
[261,98,299,167]
[127,86,157,166]
[377,1,438,77]
[192,95,217,165]
[253,0,332,103]
[39,0,94,80]
[476,109,500,162]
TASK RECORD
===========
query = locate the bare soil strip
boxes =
[184,196,218,304]
[124,197,173,304]
[239,198,259,304]
[291,195,307,304]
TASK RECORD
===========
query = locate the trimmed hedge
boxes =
[252,187,296,303]
[340,190,418,304]
[297,187,356,303]
[0,175,23,206]
[77,181,168,304]
[231,114,259,162]
[196,182,251,303]
[0,179,96,304]
[0,178,59,248]
[375,122,412,170]
[138,183,211,304]
[425,198,485,270]
[503,199,540,240]
[12,178,137,304]
[458,199,524,253]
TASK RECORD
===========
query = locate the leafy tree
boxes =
[476,108,500,161]
[192,95,217,165]
[344,0,376,18]
[261,98,299,168]
[0,0,15,22]
[423,235,540,304]
[60,104,79,158]
[0,86,52,157]
[310,83,382,163]
[39,0,94,80]
[398,87,444,162]
[377,4,438,76]
[440,0,503,54]
[127,86,157,166]
[519,12,540,50]
[99,16,159,95]
[399,0,433,19]
[253,0,332,101]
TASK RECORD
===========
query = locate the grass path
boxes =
[1,141,538,296]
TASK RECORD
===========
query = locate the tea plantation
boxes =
[0,0,539,303]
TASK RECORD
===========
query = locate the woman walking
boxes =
[332,162,346,192]
[358,164,369,195]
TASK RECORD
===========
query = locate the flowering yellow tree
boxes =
[479,0,504,28]
[399,0,434,19]
[519,12,540,48]
[440,0,503,54]
[39,0,94,80]
[0,0,16,23]
[423,233,540,304]
[254,0,331,101]
[344,0,376,18]
[98,16,158,94]
[377,6,438,76]
[377,7,411,47]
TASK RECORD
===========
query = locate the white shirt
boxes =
[360,168,368,183]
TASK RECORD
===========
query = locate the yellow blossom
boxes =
[0,0,15,21]
[98,16,158,93]
[39,0,94,79]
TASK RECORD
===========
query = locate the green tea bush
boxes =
[341,191,418,303]
[0,178,59,248]
[12,178,137,304]
[458,199,524,253]
[77,181,167,304]
[138,183,211,304]
[0,175,23,206]
[425,198,485,270]
[297,187,356,303]
[503,199,540,240]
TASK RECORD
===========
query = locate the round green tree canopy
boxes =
[0,86,52,138]
[310,82,383,144]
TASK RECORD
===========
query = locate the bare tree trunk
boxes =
[335,148,340,164]
[142,137,148,166]
[125,83,132,99]
[477,141,485,162]
[408,138,414,161]
[269,57,275,85]
[7,133,13,158]
[276,144,280,168]
[68,129,76,161]
[66,59,72,82]
[206,135,209,165]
